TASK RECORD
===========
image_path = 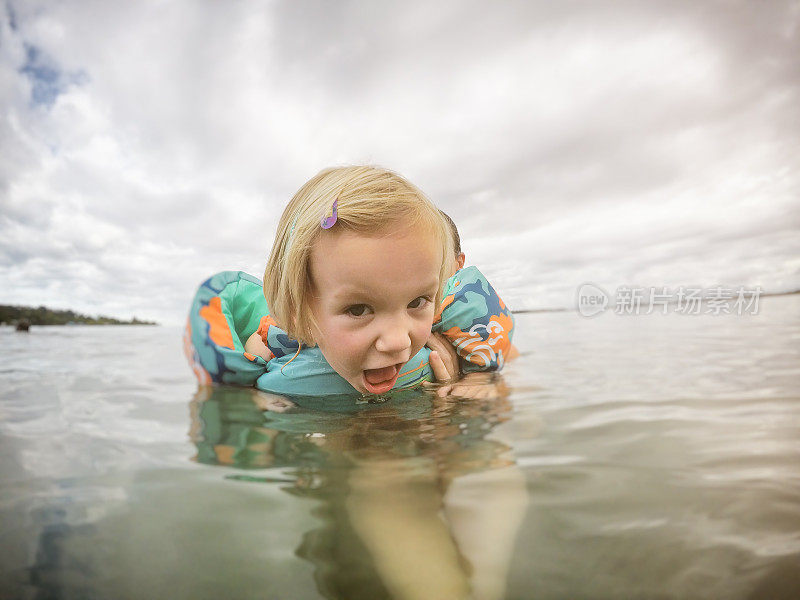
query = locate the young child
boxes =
[188,165,514,397]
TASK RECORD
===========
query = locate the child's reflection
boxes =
[189,385,529,600]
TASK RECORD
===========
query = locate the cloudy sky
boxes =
[1,0,798,324]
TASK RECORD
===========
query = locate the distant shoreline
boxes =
[0,304,157,326]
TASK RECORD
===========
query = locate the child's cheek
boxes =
[411,318,434,354]
[332,323,368,356]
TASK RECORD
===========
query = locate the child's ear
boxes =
[456,252,466,270]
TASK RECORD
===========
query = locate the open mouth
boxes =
[362,363,402,395]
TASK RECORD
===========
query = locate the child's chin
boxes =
[346,377,372,395]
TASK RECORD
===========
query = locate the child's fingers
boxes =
[429,350,453,383]
[426,334,458,380]
[444,381,509,400]
[252,390,296,412]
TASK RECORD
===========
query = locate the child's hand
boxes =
[245,332,272,361]
[436,371,509,400]
[251,390,296,413]
[426,332,460,382]
[426,333,509,399]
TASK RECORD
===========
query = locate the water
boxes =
[1,296,798,599]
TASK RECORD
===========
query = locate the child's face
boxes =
[308,224,441,395]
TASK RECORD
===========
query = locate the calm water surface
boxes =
[1,296,799,599]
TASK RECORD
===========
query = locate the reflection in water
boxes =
[189,386,529,600]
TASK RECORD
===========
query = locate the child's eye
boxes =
[345,304,372,317]
[407,296,430,309]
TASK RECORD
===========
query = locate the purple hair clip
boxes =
[320,199,338,229]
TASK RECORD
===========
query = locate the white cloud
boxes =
[1,0,798,324]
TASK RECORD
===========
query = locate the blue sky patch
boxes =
[19,43,86,107]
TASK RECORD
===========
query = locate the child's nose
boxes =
[374,319,412,355]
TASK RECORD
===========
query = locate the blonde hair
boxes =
[263,165,453,347]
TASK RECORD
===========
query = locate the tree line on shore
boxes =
[0,304,157,326]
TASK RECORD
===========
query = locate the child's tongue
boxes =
[363,365,399,394]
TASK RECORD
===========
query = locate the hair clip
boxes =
[320,199,338,229]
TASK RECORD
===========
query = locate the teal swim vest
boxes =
[185,268,514,397]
